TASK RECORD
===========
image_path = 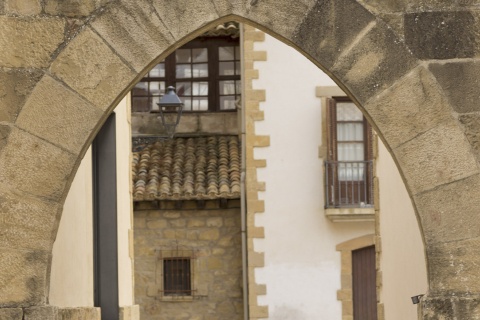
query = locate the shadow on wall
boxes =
[270,305,307,319]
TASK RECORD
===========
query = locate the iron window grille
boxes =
[158,249,196,298]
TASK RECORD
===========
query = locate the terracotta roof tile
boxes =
[132,136,241,201]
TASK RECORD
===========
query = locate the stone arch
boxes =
[1,0,480,318]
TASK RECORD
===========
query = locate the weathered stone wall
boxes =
[2,0,480,318]
[134,201,243,320]
[132,112,238,137]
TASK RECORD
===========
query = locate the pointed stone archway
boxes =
[1,1,480,318]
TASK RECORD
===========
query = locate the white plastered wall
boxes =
[252,33,375,320]
[377,141,428,319]
[49,95,134,307]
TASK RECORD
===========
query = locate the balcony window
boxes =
[325,98,374,208]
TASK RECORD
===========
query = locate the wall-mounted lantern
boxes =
[154,86,184,138]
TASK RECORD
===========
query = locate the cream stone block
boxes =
[150,0,219,41]
[24,306,57,320]
[50,28,136,111]
[17,75,103,154]
[91,0,175,72]
[250,305,269,318]
[0,248,49,307]
[0,308,23,319]
[415,174,480,245]
[44,0,107,17]
[58,307,101,319]
[199,229,220,241]
[0,128,76,201]
[394,121,478,195]
[120,305,140,320]
[0,187,59,251]
[146,219,167,229]
[0,17,64,68]
[0,69,43,123]
[427,237,480,294]
[365,66,452,149]
[5,0,41,15]
[246,0,316,40]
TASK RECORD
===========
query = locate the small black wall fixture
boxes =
[411,294,425,305]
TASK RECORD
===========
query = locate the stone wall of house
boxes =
[134,200,243,320]
[132,112,238,137]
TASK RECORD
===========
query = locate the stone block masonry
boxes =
[134,205,243,320]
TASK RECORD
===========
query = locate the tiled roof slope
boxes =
[132,136,241,201]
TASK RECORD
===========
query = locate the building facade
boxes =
[1,2,479,319]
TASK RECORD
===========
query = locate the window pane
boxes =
[220,80,236,95]
[235,61,241,75]
[192,97,208,111]
[337,123,364,141]
[235,46,240,59]
[176,49,191,63]
[192,82,208,95]
[219,46,235,61]
[149,63,165,77]
[192,48,208,62]
[339,162,365,181]
[151,96,160,111]
[192,63,208,77]
[176,64,191,78]
[150,81,165,95]
[219,62,235,76]
[235,80,242,94]
[337,143,364,161]
[176,64,192,79]
[132,97,150,112]
[132,82,148,96]
[220,96,236,110]
[181,97,192,111]
[337,102,363,121]
[177,82,192,96]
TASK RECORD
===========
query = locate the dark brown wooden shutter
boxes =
[326,97,337,161]
[352,245,378,320]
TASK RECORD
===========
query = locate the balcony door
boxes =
[325,97,373,208]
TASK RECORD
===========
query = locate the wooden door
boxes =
[352,245,377,320]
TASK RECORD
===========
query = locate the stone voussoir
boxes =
[0,248,50,308]
[50,27,136,111]
[405,11,476,60]
[364,66,452,149]
[0,184,61,251]
[0,127,77,201]
[292,0,375,70]
[0,68,44,123]
[90,0,176,73]
[0,17,65,68]
[332,18,418,105]
[426,236,480,294]
[16,74,103,154]
[149,0,220,41]
[414,174,480,246]
[429,60,480,114]
[245,0,316,41]
[393,120,479,195]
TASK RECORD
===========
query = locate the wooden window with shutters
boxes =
[325,97,374,208]
[131,36,240,113]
